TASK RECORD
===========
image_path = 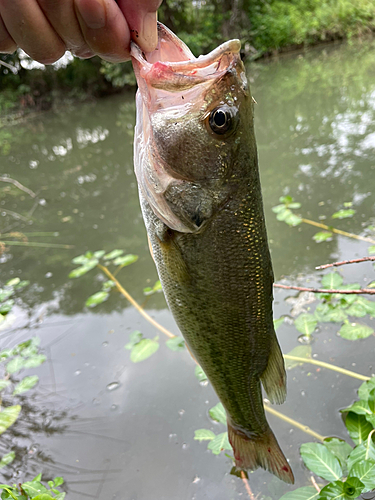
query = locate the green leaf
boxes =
[276,208,292,221]
[23,355,47,369]
[113,254,138,267]
[14,281,29,290]
[13,375,38,395]
[284,345,312,369]
[358,377,375,400]
[69,259,98,278]
[33,474,42,482]
[300,442,342,481]
[345,412,373,445]
[346,302,367,318]
[356,297,375,317]
[343,477,364,498]
[323,438,353,470]
[279,195,294,204]
[32,495,55,500]
[195,366,207,383]
[332,209,356,219]
[0,406,21,435]
[288,202,301,209]
[272,204,286,213]
[71,254,90,265]
[124,331,143,350]
[55,493,66,500]
[294,314,317,335]
[313,231,333,243]
[0,300,14,314]
[284,212,302,226]
[339,323,374,340]
[6,357,25,374]
[102,280,115,291]
[130,339,159,363]
[0,289,14,302]
[341,400,373,416]
[367,281,375,288]
[322,273,343,289]
[93,250,105,259]
[315,304,348,323]
[85,291,109,308]
[207,432,231,455]
[279,487,320,500]
[53,477,64,487]
[6,278,20,287]
[349,459,375,492]
[209,403,227,425]
[194,429,215,442]
[103,249,124,260]
[21,482,49,497]
[166,336,185,352]
[273,317,284,330]
[347,437,375,471]
[0,452,15,469]
[319,480,346,500]
[368,246,375,255]
[0,380,10,392]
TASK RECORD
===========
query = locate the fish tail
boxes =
[260,332,287,404]
[227,423,294,484]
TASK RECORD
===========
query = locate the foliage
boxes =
[0,277,29,326]
[0,474,65,500]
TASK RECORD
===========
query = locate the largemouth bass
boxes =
[131,23,294,484]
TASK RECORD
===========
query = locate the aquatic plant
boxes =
[0,474,65,499]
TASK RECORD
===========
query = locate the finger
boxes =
[117,0,162,53]
[36,0,94,59]
[74,0,131,62]
[0,15,16,53]
[0,0,65,64]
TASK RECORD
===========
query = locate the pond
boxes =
[1,37,375,499]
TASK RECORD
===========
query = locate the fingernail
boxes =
[76,0,106,29]
[140,11,158,52]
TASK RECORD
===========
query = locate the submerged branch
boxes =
[240,471,256,500]
[316,257,375,270]
[283,355,370,381]
[0,176,36,198]
[301,218,375,245]
[274,283,375,295]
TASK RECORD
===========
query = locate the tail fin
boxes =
[228,422,294,484]
[260,332,287,405]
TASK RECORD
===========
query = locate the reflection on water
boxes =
[1,39,375,499]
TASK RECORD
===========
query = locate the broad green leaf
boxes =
[358,377,375,400]
[21,482,49,497]
[339,323,374,340]
[356,297,375,317]
[0,406,21,435]
[31,495,54,500]
[207,432,231,455]
[209,403,227,425]
[71,254,90,265]
[272,204,285,213]
[341,400,373,416]
[53,477,64,487]
[55,493,66,500]
[6,357,25,374]
[102,280,115,291]
[276,208,292,221]
[195,366,207,383]
[273,317,284,330]
[368,246,375,255]
[0,452,15,469]
[93,250,105,259]
[294,314,317,335]
[346,303,367,318]
[33,474,42,481]
[349,459,375,492]
[319,480,345,500]
[347,437,375,471]
[85,291,109,308]
[0,300,14,314]
[342,477,364,498]
[113,254,138,267]
[23,355,47,369]
[103,249,124,260]
[322,273,343,289]
[284,345,312,369]
[69,259,98,278]
[284,212,302,226]
[313,231,333,243]
[300,442,342,481]
[48,481,54,488]
[288,202,301,209]
[279,487,320,500]
[130,339,159,363]
[6,278,20,287]
[0,289,14,302]
[14,280,29,290]
[323,438,353,470]
[345,412,373,445]
[279,195,294,204]
[194,429,215,441]
[166,336,185,352]
[315,304,348,323]
[0,380,10,391]
[332,209,356,219]
[124,331,143,350]
[13,375,38,396]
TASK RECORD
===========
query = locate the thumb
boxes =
[116,0,161,53]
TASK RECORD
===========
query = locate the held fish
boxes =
[131,23,294,484]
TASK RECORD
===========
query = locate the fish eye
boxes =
[208,105,237,136]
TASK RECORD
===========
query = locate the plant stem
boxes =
[316,257,375,270]
[283,355,370,381]
[301,218,375,245]
[0,175,36,197]
[97,264,175,339]
[264,402,325,441]
[274,283,375,295]
[240,471,255,500]
[1,241,74,249]
[311,476,321,493]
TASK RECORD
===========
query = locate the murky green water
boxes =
[1,38,375,499]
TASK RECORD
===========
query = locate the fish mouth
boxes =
[131,23,242,103]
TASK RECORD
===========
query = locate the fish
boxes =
[131,23,294,484]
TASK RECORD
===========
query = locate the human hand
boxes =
[0,0,162,64]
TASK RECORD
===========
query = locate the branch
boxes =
[311,476,321,493]
[0,176,36,198]
[274,283,375,295]
[283,355,370,381]
[316,257,375,270]
[301,218,375,245]
[240,471,256,500]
